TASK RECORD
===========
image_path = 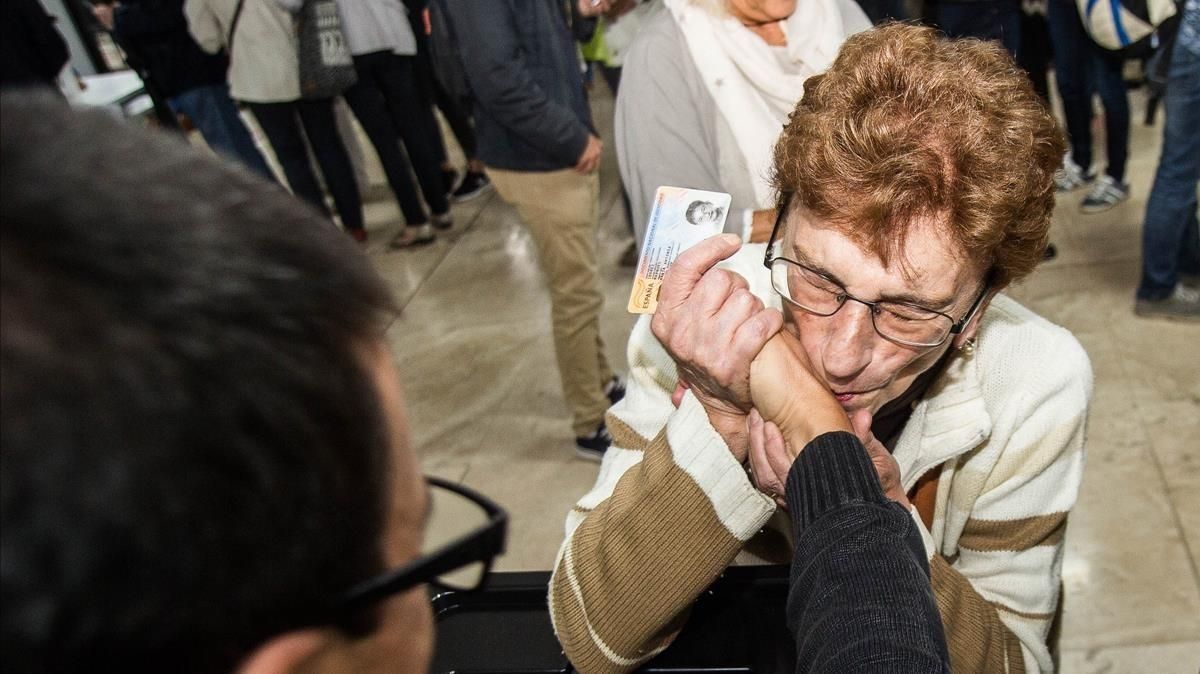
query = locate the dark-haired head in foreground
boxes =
[1,92,434,672]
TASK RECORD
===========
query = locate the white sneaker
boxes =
[1080,175,1130,213]
[1135,284,1200,321]
[1055,159,1094,192]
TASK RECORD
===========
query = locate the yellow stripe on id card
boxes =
[628,186,731,314]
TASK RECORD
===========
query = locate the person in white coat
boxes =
[186,0,366,239]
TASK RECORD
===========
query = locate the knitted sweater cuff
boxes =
[786,431,889,534]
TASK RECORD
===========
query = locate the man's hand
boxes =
[577,0,613,17]
[93,2,117,30]
[850,410,911,510]
[574,134,603,174]
[652,234,783,460]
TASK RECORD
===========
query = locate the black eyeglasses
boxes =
[337,477,508,613]
[763,194,991,348]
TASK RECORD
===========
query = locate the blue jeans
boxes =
[170,84,272,179]
[1047,0,1130,181]
[1137,45,1200,300]
[937,0,1021,58]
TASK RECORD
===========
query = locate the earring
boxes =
[959,338,976,355]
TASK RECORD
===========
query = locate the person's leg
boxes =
[1137,46,1200,301]
[295,98,365,232]
[1018,10,1052,102]
[1047,0,1094,170]
[432,75,477,161]
[377,54,452,219]
[344,52,430,227]
[174,84,273,179]
[487,167,613,438]
[937,0,1020,57]
[599,64,623,98]
[433,80,492,201]
[1090,46,1130,183]
[248,101,328,214]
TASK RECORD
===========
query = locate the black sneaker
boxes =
[451,171,493,202]
[575,422,612,462]
[441,167,460,197]
[604,375,626,406]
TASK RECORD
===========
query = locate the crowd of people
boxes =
[1,0,1198,672]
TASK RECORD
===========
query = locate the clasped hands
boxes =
[652,235,910,510]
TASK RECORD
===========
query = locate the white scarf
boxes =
[664,0,849,206]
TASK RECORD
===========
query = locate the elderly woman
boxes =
[616,0,870,244]
[552,24,1090,673]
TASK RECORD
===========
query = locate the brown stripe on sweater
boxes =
[552,429,743,672]
[991,601,1055,621]
[931,555,1027,673]
[606,413,651,452]
[958,512,1067,552]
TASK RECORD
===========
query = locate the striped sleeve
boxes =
[549,318,775,673]
[921,340,1091,673]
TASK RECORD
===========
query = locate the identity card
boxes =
[627,186,732,314]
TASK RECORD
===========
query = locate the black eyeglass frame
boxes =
[337,476,508,613]
[762,193,993,348]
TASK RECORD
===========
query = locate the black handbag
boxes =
[296,0,356,100]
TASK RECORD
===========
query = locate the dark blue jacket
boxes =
[442,0,593,172]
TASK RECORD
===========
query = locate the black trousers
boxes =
[432,74,477,161]
[343,51,448,223]
[248,98,364,231]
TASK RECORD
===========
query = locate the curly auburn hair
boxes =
[772,23,1066,288]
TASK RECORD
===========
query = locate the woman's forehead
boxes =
[787,209,980,304]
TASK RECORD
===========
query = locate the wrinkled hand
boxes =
[747,408,789,508]
[653,234,783,460]
[574,134,603,174]
[850,410,911,510]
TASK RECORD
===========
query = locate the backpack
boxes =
[1076,0,1178,52]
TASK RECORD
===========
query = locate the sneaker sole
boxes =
[1079,201,1125,214]
[388,234,436,250]
[574,446,604,462]
[452,183,494,203]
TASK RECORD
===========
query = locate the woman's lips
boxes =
[834,388,878,404]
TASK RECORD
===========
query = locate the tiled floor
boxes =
[361,83,1199,671]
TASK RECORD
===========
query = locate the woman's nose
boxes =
[820,301,876,381]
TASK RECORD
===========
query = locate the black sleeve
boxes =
[785,431,950,673]
[113,0,188,40]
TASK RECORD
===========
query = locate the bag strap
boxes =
[227,0,248,58]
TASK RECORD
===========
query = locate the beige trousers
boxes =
[487,166,613,436]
